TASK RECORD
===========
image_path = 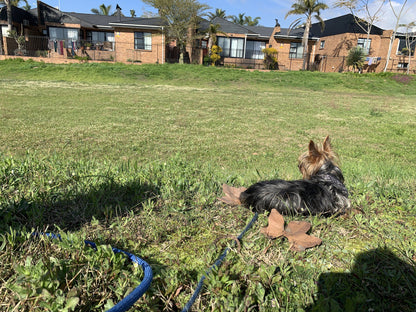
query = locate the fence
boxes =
[1,35,415,73]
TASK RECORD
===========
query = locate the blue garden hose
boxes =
[33,233,153,312]
[84,240,153,312]
[181,212,258,312]
[31,212,257,312]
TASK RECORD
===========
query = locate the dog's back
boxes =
[240,161,350,215]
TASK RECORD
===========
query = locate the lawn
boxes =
[0,59,415,311]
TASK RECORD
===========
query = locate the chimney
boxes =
[116,4,122,21]
[273,18,281,34]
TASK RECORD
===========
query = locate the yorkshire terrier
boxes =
[220,136,350,216]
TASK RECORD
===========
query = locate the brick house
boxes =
[197,17,275,69]
[0,5,42,56]
[1,2,415,72]
[205,14,416,73]
[308,14,416,73]
[1,1,166,63]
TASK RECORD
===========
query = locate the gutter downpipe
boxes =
[244,34,247,59]
[162,26,164,64]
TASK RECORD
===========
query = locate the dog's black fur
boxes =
[239,161,350,215]
[238,136,350,216]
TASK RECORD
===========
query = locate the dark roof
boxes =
[0,5,38,26]
[109,17,165,29]
[245,25,274,38]
[309,13,385,37]
[37,1,164,30]
[275,27,306,39]
[199,17,273,40]
[37,1,82,26]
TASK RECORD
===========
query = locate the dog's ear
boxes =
[323,136,332,152]
[308,140,320,158]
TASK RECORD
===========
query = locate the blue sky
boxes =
[25,0,416,30]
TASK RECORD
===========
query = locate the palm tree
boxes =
[91,4,112,15]
[230,13,246,25]
[244,16,261,26]
[346,47,366,72]
[206,23,227,54]
[285,0,328,70]
[21,0,30,10]
[207,8,227,20]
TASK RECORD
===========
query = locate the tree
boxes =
[142,0,210,64]
[91,4,112,15]
[346,46,366,72]
[335,0,385,54]
[285,0,328,70]
[383,0,412,72]
[207,8,227,20]
[0,0,21,55]
[244,16,261,26]
[130,9,136,17]
[230,13,261,26]
[205,22,227,53]
[399,21,416,74]
[21,0,30,10]
[1,0,14,33]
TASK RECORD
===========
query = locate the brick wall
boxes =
[113,29,164,64]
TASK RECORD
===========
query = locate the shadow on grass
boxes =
[306,247,416,312]
[0,179,159,233]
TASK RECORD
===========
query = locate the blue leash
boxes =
[31,212,257,312]
[181,212,258,312]
[33,233,153,312]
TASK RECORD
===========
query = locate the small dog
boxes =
[221,136,350,216]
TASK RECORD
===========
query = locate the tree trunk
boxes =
[384,0,407,72]
[407,52,411,75]
[207,37,213,56]
[302,15,312,71]
[0,27,3,55]
[5,0,13,33]
[383,34,395,73]
[178,43,185,64]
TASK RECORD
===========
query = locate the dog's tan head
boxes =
[298,136,337,179]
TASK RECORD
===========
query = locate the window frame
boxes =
[357,38,371,55]
[48,27,79,41]
[134,32,152,50]
[217,36,245,58]
[397,62,409,69]
[289,42,303,59]
[397,38,415,56]
[245,40,265,60]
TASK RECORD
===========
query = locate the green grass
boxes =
[1,59,415,311]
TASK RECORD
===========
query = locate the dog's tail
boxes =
[218,184,247,206]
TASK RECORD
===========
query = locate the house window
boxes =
[357,38,371,54]
[134,32,152,50]
[397,38,415,56]
[218,37,244,58]
[245,40,265,59]
[398,62,408,69]
[87,31,115,43]
[289,42,303,59]
[49,27,79,41]
[86,31,115,51]
[320,40,325,49]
